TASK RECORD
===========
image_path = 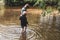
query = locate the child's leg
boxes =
[22,26,25,33]
[24,25,27,32]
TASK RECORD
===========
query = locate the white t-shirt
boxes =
[20,7,26,16]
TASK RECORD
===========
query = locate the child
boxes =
[19,3,29,33]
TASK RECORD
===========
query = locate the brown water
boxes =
[0,6,60,40]
[0,25,37,40]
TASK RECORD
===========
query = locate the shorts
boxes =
[20,16,28,28]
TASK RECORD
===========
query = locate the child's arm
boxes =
[20,11,27,16]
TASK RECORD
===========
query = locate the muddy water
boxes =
[39,14,60,40]
[0,25,36,40]
[0,5,60,40]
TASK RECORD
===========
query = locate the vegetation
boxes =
[5,0,60,10]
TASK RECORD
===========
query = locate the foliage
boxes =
[23,0,60,9]
[5,0,60,10]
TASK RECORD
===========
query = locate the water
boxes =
[0,5,60,40]
[0,25,36,40]
[39,13,60,40]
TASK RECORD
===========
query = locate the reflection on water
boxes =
[39,13,60,40]
[20,31,26,40]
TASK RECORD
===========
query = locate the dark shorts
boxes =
[20,16,28,28]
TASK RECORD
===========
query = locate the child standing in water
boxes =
[19,3,29,33]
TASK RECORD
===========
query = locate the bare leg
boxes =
[20,27,26,40]
[22,28,24,33]
[24,26,27,32]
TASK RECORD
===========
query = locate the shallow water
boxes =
[0,25,36,40]
[0,5,60,40]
